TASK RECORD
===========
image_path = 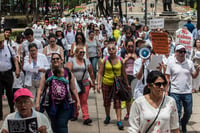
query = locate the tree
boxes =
[96,0,114,17]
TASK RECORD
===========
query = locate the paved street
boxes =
[1,89,200,132]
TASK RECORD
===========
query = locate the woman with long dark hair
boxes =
[128,70,180,133]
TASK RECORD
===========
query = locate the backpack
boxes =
[65,30,75,36]
[45,68,69,103]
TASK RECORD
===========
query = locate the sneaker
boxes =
[70,117,78,121]
[83,118,92,125]
[104,116,110,124]
[117,121,124,130]
[124,113,129,120]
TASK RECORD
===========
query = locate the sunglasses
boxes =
[77,37,82,40]
[50,40,55,43]
[52,58,60,61]
[108,47,115,51]
[127,45,134,48]
[153,82,167,88]
[79,51,85,54]
[177,50,186,54]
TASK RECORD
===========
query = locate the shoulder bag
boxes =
[77,59,86,94]
[108,57,131,101]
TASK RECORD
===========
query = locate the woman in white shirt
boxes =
[23,43,49,98]
[128,70,180,133]
[43,33,64,63]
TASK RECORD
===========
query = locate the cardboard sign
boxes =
[175,28,193,58]
[8,117,38,133]
[149,19,164,29]
[33,29,44,41]
[175,28,193,51]
[151,32,169,54]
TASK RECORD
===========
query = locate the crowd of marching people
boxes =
[0,9,200,133]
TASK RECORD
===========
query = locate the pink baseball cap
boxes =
[14,88,34,102]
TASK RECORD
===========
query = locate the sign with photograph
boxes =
[8,117,38,133]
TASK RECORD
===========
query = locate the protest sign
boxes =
[149,19,164,29]
[151,32,169,54]
[8,117,38,133]
[33,29,44,42]
[175,28,193,58]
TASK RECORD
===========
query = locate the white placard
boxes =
[175,28,193,58]
[147,55,163,70]
[149,19,164,29]
[33,29,44,41]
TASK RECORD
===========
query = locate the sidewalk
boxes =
[1,90,200,132]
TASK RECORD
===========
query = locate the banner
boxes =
[151,32,169,54]
[149,19,164,29]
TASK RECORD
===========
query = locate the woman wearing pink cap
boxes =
[1,88,52,133]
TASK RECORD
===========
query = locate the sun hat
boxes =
[175,45,186,51]
[14,88,33,102]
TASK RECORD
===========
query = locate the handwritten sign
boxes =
[33,29,44,41]
[8,117,38,133]
[149,19,164,29]
[175,28,193,51]
[175,28,193,58]
[151,32,169,54]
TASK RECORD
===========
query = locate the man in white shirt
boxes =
[0,34,19,121]
[21,28,43,64]
[32,21,42,29]
[3,28,16,52]
[166,45,200,133]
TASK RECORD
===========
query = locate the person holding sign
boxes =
[0,88,52,133]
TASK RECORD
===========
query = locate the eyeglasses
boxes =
[127,45,134,48]
[16,100,31,106]
[79,51,85,54]
[177,50,186,54]
[108,47,116,51]
[50,40,55,43]
[52,58,60,61]
[153,82,167,88]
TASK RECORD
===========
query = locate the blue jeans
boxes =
[89,56,98,80]
[170,93,192,127]
[46,104,73,133]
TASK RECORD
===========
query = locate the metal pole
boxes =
[145,0,147,26]
[125,0,127,19]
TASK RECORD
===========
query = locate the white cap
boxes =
[175,45,186,51]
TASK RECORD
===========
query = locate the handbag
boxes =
[77,59,86,94]
[7,46,16,72]
[108,57,131,101]
[145,95,165,133]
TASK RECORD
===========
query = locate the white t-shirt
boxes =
[166,58,195,94]
[133,58,150,99]
[64,30,76,50]
[128,95,179,133]
[21,39,43,56]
